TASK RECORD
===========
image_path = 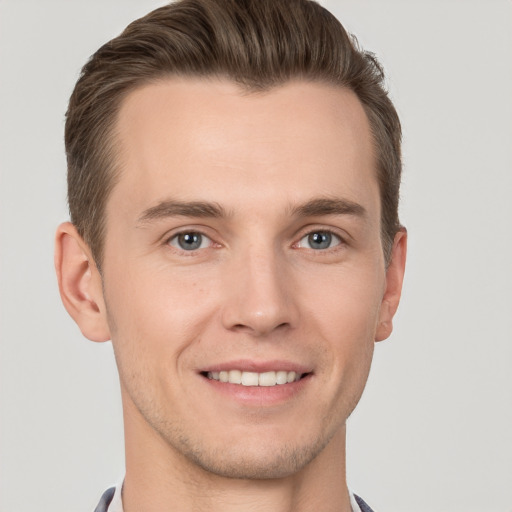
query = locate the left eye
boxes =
[168,232,211,251]
[298,231,342,250]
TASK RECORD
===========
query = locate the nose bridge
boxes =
[221,240,297,336]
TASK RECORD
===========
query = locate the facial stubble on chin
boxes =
[113,340,369,482]
[126,372,365,482]
[146,410,338,480]
[106,299,370,482]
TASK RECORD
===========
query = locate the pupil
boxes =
[179,233,201,250]
[309,232,331,249]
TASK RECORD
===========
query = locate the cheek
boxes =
[314,288,378,421]
[299,264,383,393]
[301,263,384,339]
[103,262,218,358]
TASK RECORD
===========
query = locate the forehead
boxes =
[110,77,379,222]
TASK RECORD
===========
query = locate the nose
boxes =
[220,246,299,337]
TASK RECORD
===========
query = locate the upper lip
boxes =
[199,359,312,374]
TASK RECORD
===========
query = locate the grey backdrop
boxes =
[1,1,511,511]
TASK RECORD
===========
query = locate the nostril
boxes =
[229,321,290,336]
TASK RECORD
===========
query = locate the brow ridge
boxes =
[136,196,366,226]
[291,197,366,218]
[137,200,227,225]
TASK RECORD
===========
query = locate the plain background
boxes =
[1,1,511,511]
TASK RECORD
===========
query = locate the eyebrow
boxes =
[290,197,367,219]
[136,196,366,226]
[137,200,228,225]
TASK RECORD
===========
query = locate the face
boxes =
[98,78,403,479]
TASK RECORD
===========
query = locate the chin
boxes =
[170,430,334,480]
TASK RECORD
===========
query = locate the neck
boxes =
[121,396,352,512]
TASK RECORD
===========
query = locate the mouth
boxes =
[201,369,309,387]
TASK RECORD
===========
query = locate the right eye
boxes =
[167,232,211,251]
[297,230,342,251]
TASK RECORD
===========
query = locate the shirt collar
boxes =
[107,479,363,512]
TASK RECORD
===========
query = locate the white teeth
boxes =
[241,372,259,386]
[276,371,288,384]
[228,369,242,384]
[207,369,303,386]
[259,371,276,387]
[287,371,297,383]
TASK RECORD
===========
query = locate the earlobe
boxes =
[54,222,111,342]
[375,228,407,342]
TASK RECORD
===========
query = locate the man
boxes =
[55,0,406,510]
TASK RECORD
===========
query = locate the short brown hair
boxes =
[65,0,402,267]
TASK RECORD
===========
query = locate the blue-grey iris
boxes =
[177,232,203,250]
[308,232,332,250]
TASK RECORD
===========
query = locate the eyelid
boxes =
[297,231,342,250]
[162,226,221,253]
[168,231,212,250]
[159,224,349,253]
[293,225,349,248]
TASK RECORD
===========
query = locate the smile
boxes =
[205,370,303,387]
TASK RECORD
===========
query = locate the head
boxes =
[56,0,406,484]
[65,0,402,269]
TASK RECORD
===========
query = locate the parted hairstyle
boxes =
[65,0,402,268]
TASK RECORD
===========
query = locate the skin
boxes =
[55,78,406,512]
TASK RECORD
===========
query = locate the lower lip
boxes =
[201,374,312,406]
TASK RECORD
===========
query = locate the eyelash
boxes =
[295,230,344,251]
[166,230,216,253]
[164,227,347,254]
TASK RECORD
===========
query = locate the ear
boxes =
[375,228,407,342]
[54,222,111,342]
